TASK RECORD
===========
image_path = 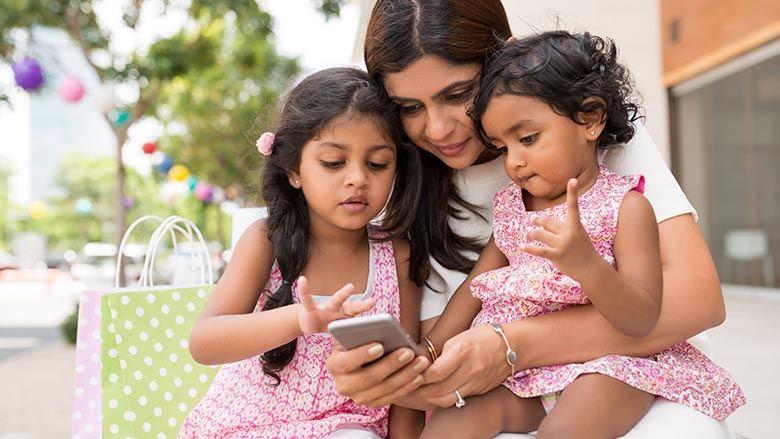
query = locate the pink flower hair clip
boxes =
[256,132,275,156]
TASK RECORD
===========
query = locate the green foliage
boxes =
[317,0,346,19]
[61,302,78,344]
[155,10,299,201]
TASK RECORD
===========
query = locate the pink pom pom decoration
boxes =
[58,76,85,102]
[256,132,275,156]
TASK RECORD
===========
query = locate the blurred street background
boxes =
[1,0,779,438]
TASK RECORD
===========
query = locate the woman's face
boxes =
[383,55,497,170]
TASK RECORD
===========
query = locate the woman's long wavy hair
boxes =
[364,0,512,282]
[471,31,643,151]
[258,67,421,384]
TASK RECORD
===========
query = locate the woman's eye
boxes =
[320,160,344,169]
[398,104,421,116]
[445,88,473,104]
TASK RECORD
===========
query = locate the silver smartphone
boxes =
[327,313,422,357]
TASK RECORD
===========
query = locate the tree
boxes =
[0,0,338,281]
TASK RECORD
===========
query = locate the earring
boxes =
[295,179,300,185]
[589,131,595,136]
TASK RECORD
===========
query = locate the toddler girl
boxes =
[420,31,745,438]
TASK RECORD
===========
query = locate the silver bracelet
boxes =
[492,324,516,377]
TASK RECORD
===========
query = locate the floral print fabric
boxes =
[471,166,745,421]
[179,238,400,438]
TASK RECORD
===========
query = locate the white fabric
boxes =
[600,124,698,222]
[493,398,734,439]
[420,156,510,320]
[325,424,384,439]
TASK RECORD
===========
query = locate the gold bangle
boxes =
[422,336,438,361]
[492,324,516,377]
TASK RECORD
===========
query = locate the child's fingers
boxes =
[298,276,316,311]
[520,243,554,260]
[531,215,565,234]
[342,297,376,317]
[325,283,356,311]
[525,227,558,247]
[566,178,581,224]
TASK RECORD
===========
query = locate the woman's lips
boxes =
[434,139,468,157]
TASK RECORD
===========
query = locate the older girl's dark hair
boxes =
[472,31,643,150]
[259,67,421,384]
[364,0,512,281]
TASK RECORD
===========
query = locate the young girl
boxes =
[419,31,744,439]
[178,67,424,439]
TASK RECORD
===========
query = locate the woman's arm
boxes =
[417,213,724,406]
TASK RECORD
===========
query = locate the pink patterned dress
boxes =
[471,166,745,421]
[179,238,401,438]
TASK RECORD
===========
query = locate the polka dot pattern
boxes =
[78,285,219,438]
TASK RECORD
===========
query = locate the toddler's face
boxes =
[481,94,599,209]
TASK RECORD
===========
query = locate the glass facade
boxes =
[671,47,780,287]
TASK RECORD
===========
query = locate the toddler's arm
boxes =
[424,236,508,359]
[523,179,662,337]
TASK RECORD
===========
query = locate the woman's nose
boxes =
[424,107,455,142]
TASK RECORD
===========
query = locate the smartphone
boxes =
[327,313,422,357]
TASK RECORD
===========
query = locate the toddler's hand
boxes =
[521,178,601,280]
[297,276,376,334]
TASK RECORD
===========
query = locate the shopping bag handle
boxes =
[116,215,213,288]
[142,215,214,287]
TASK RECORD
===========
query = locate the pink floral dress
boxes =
[471,166,745,421]
[179,238,401,439]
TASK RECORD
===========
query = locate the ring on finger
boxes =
[454,389,466,408]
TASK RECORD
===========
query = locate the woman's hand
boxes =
[413,324,511,407]
[297,276,376,334]
[326,341,429,408]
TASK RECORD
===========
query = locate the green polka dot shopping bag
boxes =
[72,216,220,439]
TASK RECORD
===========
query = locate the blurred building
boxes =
[663,0,780,288]
[0,27,115,207]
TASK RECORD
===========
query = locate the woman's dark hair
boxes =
[364,0,512,280]
[472,31,643,150]
[259,67,421,384]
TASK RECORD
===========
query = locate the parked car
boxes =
[0,250,19,271]
[70,242,146,289]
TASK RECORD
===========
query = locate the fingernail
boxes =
[368,344,384,357]
[413,375,424,385]
[413,358,427,372]
[398,350,414,363]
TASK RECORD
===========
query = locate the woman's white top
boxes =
[421,124,697,320]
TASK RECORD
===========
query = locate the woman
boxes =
[326,1,730,437]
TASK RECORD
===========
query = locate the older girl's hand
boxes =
[297,276,376,334]
[412,324,511,407]
[326,341,429,408]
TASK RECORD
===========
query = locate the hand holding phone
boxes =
[327,313,422,357]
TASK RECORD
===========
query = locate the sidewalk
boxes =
[0,285,777,438]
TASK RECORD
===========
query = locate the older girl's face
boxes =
[383,55,498,170]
